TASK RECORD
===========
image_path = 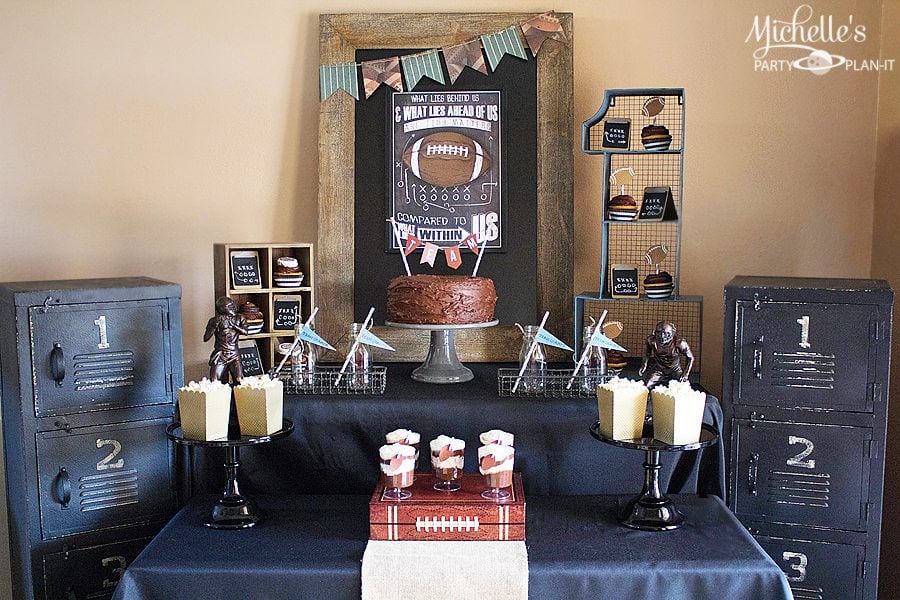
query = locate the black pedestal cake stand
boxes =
[167,419,294,529]
[589,421,718,531]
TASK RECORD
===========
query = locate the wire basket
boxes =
[497,368,615,398]
[280,365,387,395]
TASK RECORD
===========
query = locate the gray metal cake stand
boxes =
[385,320,498,384]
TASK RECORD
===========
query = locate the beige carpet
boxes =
[361,540,528,600]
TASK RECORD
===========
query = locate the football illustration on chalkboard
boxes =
[402,131,491,188]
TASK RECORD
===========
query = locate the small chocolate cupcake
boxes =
[274,256,304,288]
[608,194,637,221]
[239,301,265,334]
[606,350,628,374]
[644,271,674,299]
[640,124,672,151]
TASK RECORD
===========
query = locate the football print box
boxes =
[370,473,525,541]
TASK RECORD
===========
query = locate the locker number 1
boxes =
[796,315,811,349]
[94,315,110,349]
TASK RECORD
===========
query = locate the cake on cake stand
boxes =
[386,320,498,384]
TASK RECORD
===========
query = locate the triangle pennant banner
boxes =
[420,242,439,266]
[535,326,573,352]
[589,328,627,352]
[361,57,403,99]
[401,49,446,89]
[298,326,336,351]
[404,234,422,256]
[480,26,528,72]
[442,39,488,83]
[462,233,480,255]
[520,11,567,55]
[356,327,396,351]
[444,246,462,269]
[319,62,360,101]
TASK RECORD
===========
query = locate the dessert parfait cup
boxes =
[380,443,416,500]
[479,443,514,500]
[386,429,421,481]
[431,435,465,492]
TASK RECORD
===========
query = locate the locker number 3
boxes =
[782,551,808,582]
[96,439,124,471]
[786,436,816,469]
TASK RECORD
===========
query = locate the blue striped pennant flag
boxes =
[401,49,446,89]
[356,327,395,351]
[319,62,359,101]
[299,326,336,351]
[480,26,528,71]
[534,326,573,352]
[589,328,627,352]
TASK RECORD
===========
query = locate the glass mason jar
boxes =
[518,325,547,393]
[578,325,608,393]
[291,325,318,390]
[348,322,371,391]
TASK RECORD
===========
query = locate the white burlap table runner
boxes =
[361,540,528,600]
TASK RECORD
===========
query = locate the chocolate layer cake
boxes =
[386,275,497,324]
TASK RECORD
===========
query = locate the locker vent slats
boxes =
[73,351,135,391]
[772,352,836,390]
[79,469,139,512]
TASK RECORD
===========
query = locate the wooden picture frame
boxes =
[317,13,573,362]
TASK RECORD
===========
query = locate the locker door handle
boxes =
[54,467,71,508]
[752,336,764,380]
[748,453,759,496]
[50,343,65,386]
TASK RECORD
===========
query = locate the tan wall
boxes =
[872,1,900,597]
[0,0,892,595]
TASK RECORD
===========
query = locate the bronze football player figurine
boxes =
[204,296,250,384]
[639,321,694,389]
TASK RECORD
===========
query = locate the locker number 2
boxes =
[782,551,808,582]
[96,439,124,471]
[796,315,811,349]
[786,436,816,469]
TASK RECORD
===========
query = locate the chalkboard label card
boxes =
[230,251,263,289]
[238,340,265,376]
[638,186,678,221]
[611,264,640,298]
[272,295,302,332]
[601,119,631,149]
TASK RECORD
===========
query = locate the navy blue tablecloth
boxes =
[113,494,790,600]
[186,363,724,499]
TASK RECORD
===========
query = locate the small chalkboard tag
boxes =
[638,187,677,221]
[601,119,631,149]
[238,340,264,376]
[611,264,640,298]
[230,251,262,289]
[272,295,302,332]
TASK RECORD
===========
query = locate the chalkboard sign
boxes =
[601,119,631,149]
[272,295,302,332]
[638,186,677,221]
[611,264,639,298]
[238,340,264,376]
[230,251,262,289]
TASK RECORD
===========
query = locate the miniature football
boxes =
[402,131,491,188]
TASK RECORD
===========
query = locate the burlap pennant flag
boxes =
[520,11,567,55]
[361,57,403,99]
[319,62,360,101]
[444,246,462,269]
[480,26,528,72]
[442,39,488,84]
[401,49,446,89]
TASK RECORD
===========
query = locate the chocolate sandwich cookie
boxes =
[644,271,674,299]
[606,350,628,370]
[608,194,637,221]
[640,124,672,151]
[274,256,304,288]
[239,301,265,334]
